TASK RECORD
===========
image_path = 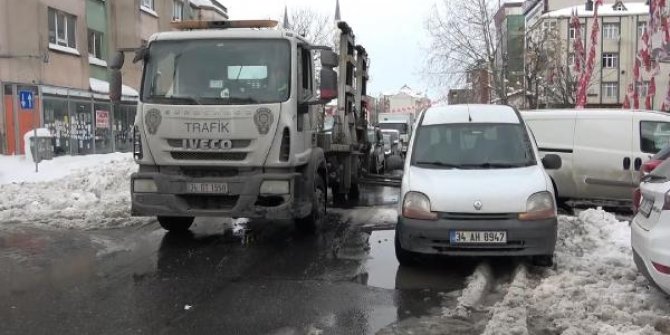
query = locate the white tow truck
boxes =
[109,19,372,232]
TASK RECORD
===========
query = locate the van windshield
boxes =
[411,123,536,169]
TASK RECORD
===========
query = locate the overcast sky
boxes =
[219,0,435,98]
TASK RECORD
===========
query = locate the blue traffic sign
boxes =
[19,90,33,110]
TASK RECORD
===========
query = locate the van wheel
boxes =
[157,216,194,233]
[532,255,554,268]
[395,232,418,267]
[296,177,326,233]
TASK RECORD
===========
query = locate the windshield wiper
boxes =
[149,95,201,105]
[415,161,462,169]
[462,162,528,169]
[642,173,668,183]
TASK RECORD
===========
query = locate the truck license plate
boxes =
[450,231,507,244]
[186,182,229,194]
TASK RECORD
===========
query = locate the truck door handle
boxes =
[634,158,643,171]
[623,157,631,170]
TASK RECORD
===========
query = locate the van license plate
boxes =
[186,182,229,194]
[640,198,653,217]
[450,231,507,244]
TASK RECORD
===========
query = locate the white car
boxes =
[396,104,562,266]
[631,158,670,295]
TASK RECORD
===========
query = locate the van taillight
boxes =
[279,128,290,162]
[133,126,143,160]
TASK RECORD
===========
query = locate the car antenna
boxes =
[467,105,472,122]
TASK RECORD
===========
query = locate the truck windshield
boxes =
[379,123,408,134]
[411,123,536,169]
[141,39,290,105]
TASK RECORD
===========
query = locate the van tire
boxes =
[532,254,554,268]
[157,216,194,233]
[395,232,418,267]
[296,177,326,233]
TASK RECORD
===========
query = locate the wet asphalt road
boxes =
[0,185,511,335]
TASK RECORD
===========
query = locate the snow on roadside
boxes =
[443,262,493,319]
[528,209,670,334]
[482,265,529,335]
[0,154,152,229]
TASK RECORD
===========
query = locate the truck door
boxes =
[573,113,634,201]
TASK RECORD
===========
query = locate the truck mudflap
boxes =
[130,170,312,220]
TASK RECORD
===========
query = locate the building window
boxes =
[88,29,103,59]
[602,82,618,98]
[637,81,650,96]
[543,20,557,31]
[602,53,619,68]
[569,27,576,39]
[173,0,184,21]
[48,8,77,48]
[638,22,648,37]
[603,23,620,39]
[613,2,626,11]
[141,0,154,10]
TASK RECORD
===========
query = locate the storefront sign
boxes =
[96,110,110,128]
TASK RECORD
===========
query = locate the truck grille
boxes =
[167,139,252,149]
[171,152,247,161]
[180,195,239,210]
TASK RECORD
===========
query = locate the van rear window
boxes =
[641,121,670,154]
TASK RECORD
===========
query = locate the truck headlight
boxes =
[260,180,290,195]
[402,191,438,220]
[134,179,157,193]
[519,191,556,221]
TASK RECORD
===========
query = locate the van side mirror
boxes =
[320,50,338,68]
[320,68,337,101]
[542,154,562,170]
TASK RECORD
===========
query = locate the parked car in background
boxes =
[633,145,670,213]
[378,113,415,153]
[397,104,562,267]
[366,127,385,174]
[631,158,670,295]
[522,109,670,204]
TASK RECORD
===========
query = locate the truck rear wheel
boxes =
[157,216,194,233]
[296,177,326,233]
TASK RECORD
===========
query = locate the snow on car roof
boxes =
[421,104,520,126]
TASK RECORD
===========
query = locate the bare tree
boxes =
[281,7,336,47]
[424,0,509,104]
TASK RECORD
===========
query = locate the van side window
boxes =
[641,121,670,154]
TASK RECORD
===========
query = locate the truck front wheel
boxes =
[157,216,194,233]
[296,177,326,233]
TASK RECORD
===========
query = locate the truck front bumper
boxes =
[131,169,311,220]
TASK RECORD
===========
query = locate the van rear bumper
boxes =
[396,215,557,256]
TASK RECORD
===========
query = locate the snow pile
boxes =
[482,266,529,335]
[0,154,151,229]
[443,263,493,319]
[528,209,670,334]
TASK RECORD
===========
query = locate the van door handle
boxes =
[634,158,643,171]
[623,157,631,170]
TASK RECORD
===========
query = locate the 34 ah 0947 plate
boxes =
[450,231,507,244]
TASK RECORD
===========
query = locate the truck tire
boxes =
[157,216,194,233]
[386,155,404,171]
[395,232,418,267]
[349,182,360,200]
[296,177,326,233]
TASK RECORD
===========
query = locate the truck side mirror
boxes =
[321,50,338,68]
[109,51,125,103]
[320,68,337,101]
[542,154,562,170]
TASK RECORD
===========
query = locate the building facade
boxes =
[0,0,227,155]
[532,1,656,108]
[495,1,526,96]
[381,85,431,118]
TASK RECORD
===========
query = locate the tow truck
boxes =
[109,19,389,232]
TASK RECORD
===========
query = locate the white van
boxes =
[397,104,561,267]
[521,109,670,203]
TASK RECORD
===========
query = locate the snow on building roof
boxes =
[89,78,139,97]
[542,2,648,18]
[188,0,227,15]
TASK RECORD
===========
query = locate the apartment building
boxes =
[532,1,655,107]
[495,1,525,95]
[0,0,227,155]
